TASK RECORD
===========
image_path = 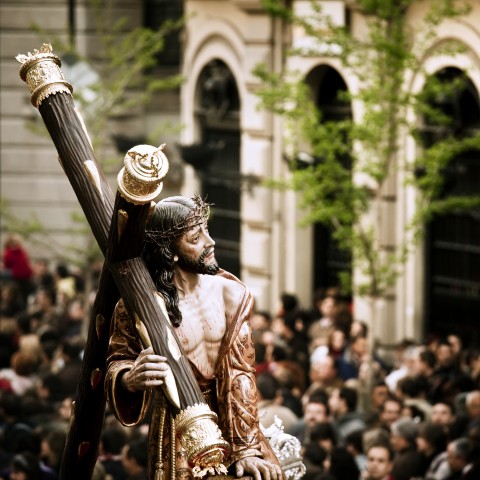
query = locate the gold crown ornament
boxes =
[117,144,170,204]
[16,43,73,108]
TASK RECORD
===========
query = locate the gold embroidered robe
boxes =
[104,271,280,480]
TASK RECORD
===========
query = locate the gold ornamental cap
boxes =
[16,43,73,108]
[117,144,170,204]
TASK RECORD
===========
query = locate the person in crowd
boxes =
[337,334,369,381]
[0,283,25,320]
[0,353,37,397]
[345,429,367,473]
[98,426,128,480]
[57,395,72,421]
[401,403,426,424]
[309,421,337,455]
[377,395,403,431]
[321,445,360,480]
[279,310,311,376]
[121,435,148,480]
[7,451,43,480]
[396,375,432,421]
[29,260,55,297]
[429,340,475,405]
[35,373,65,413]
[329,386,366,443]
[256,371,299,431]
[254,337,270,378]
[430,401,455,427]
[462,424,480,480]
[1,235,34,307]
[277,383,304,419]
[385,344,422,393]
[416,422,449,477]
[327,329,347,360]
[276,292,299,321]
[350,320,369,339]
[268,344,307,397]
[301,442,327,480]
[447,335,463,363]
[444,437,469,480]
[423,450,451,480]
[364,442,395,480]
[308,288,339,350]
[91,460,107,480]
[36,330,61,378]
[54,339,83,398]
[0,334,15,375]
[304,352,344,400]
[463,390,480,435]
[389,417,424,480]
[287,388,330,445]
[61,295,86,339]
[26,289,61,337]
[465,349,480,389]
[365,382,390,427]
[52,265,77,312]
[39,428,67,476]
[415,348,438,398]
[251,310,273,359]
[0,422,57,480]
[251,310,273,333]
[0,392,34,458]
[270,293,300,349]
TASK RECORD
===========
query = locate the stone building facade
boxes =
[1,0,479,344]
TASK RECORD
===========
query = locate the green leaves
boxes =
[256,0,477,297]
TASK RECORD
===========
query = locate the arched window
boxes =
[422,67,480,343]
[307,66,353,294]
[195,60,241,276]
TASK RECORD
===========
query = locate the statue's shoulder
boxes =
[216,269,247,292]
[213,270,251,315]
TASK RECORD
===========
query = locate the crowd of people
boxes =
[254,291,480,480]
[0,235,146,480]
[0,233,479,480]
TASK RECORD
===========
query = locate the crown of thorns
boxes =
[147,194,212,244]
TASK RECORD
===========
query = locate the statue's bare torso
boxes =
[175,274,244,379]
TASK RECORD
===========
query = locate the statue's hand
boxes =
[121,346,170,392]
[235,457,284,480]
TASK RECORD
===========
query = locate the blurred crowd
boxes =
[1,233,480,480]
[0,235,147,480]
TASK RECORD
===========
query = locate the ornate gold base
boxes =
[175,403,230,478]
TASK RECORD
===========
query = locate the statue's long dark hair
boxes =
[142,196,199,327]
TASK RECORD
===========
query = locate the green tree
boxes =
[255,0,480,305]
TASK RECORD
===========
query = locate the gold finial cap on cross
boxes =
[16,43,73,108]
[117,144,170,205]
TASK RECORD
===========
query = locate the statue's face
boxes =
[175,221,219,275]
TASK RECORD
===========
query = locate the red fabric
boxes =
[0,378,13,392]
[3,246,33,280]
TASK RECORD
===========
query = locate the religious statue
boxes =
[105,195,284,480]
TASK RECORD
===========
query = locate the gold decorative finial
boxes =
[117,144,170,204]
[16,43,72,108]
[15,43,53,64]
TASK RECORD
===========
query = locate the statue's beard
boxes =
[176,247,220,275]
